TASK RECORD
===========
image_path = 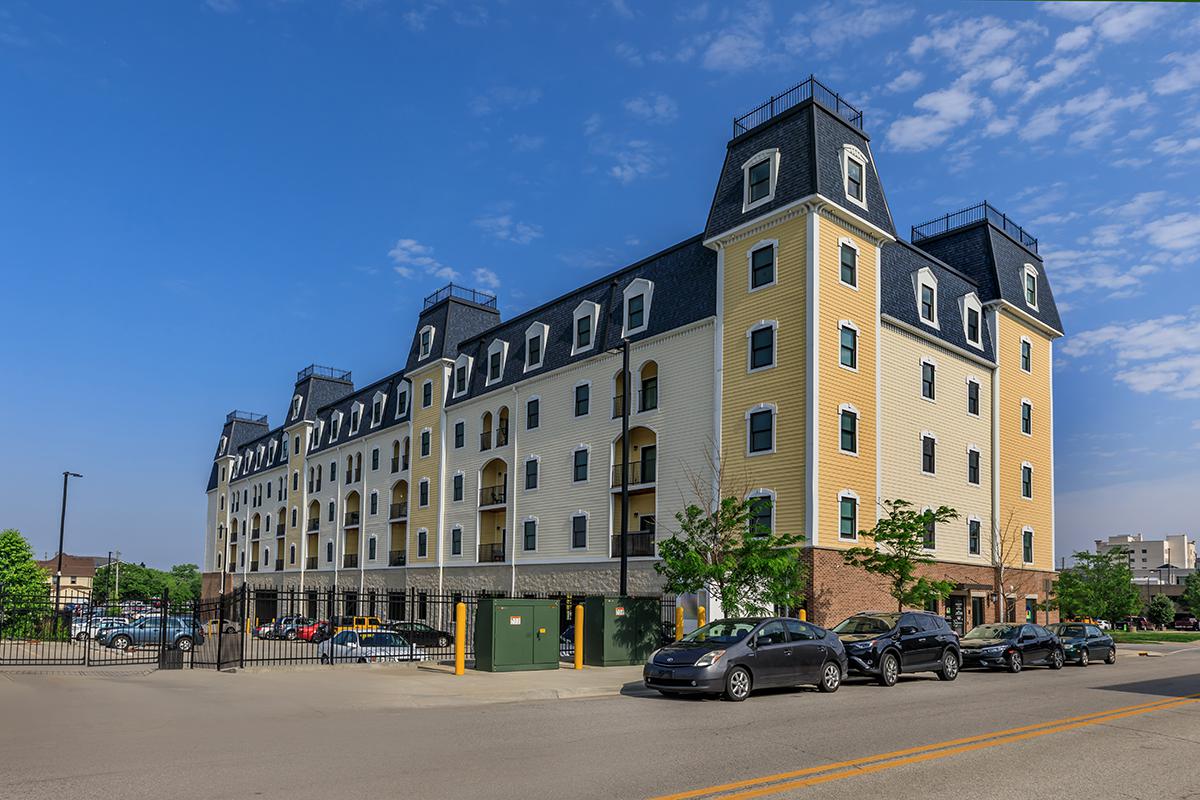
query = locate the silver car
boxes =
[318,629,427,663]
[73,616,129,641]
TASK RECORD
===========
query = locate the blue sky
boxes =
[2,1,1198,568]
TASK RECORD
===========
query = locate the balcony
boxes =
[344,512,361,528]
[389,550,407,567]
[479,485,507,507]
[389,502,408,520]
[612,395,626,419]
[495,424,509,447]
[424,283,498,310]
[251,529,260,541]
[480,432,492,451]
[611,461,656,488]
[275,559,284,571]
[478,542,506,563]
[611,531,656,558]
[227,564,235,573]
[343,554,359,569]
[250,563,259,572]
[306,556,318,570]
[307,520,319,533]
[275,524,285,537]
[230,532,238,543]
[391,457,400,473]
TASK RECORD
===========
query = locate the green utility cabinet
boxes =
[474,597,560,672]
[582,596,661,667]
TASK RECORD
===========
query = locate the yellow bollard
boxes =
[574,604,584,670]
[698,605,706,629]
[454,602,466,675]
[799,609,807,622]
[674,606,684,641]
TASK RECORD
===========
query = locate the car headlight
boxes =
[694,649,726,668]
[849,640,873,650]
[981,645,1006,655]
[647,648,661,662]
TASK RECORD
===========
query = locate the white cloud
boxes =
[1145,212,1200,252]
[613,42,643,67]
[1021,52,1093,102]
[1063,309,1200,398]
[1091,3,1165,43]
[471,267,500,290]
[675,3,709,22]
[624,93,678,124]
[886,84,980,151]
[509,133,545,152]
[701,0,774,72]
[784,1,914,55]
[583,114,602,137]
[1154,52,1200,96]
[1053,25,1092,52]
[608,140,659,184]
[388,238,460,282]
[1152,136,1200,156]
[984,115,1017,137]
[886,69,924,94]
[609,0,634,19]
[469,86,542,117]
[1020,87,1146,146]
[473,214,544,245]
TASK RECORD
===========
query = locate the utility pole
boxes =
[114,551,122,608]
[619,338,631,597]
[53,471,83,614]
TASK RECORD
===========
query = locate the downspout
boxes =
[510,384,519,597]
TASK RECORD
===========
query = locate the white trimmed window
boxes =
[453,355,473,398]
[417,528,428,559]
[420,427,431,458]
[451,526,463,557]
[291,395,302,420]
[522,518,538,552]
[968,517,982,556]
[921,432,937,475]
[622,278,654,337]
[418,478,430,508]
[966,378,980,416]
[747,489,774,537]
[1023,265,1039,309]
[485,339,509,386]
[1022,527,1035,563]
[967,445,981,485]
[219,436,228,455]
[1021,462,1033,499]
[395,385,408,419]
[741,148,780,213]
[839,404,859,455]
[839,321,859,370]
[572,301,600,355]
[747,320,777,373]
[524,455,540,491]
[839,239,860,289]
[371,392,386,426]
[570,513,588,550]
[330,412,342,442]
[1021,399,1033,436]
[1020,337,1033,372]
[746,403,776,455]
[572,446,590,483]
[421,380,433,408]
[573,381,591,417]
[838,490,859,541]
[350,402,363,435]
[748,240,777,291]
[914,267,938,328]
[525,322,548,372]
[960,292,983,348]
[418,325,435,360]
[841,144,868,209]
[921,358,937,401]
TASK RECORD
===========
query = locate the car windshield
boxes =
[1049,624,1086,638]
[964,624,1018,640]
[833,614,900,635]
[359,633,405,648]
[680,620,756,644]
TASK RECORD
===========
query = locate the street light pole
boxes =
[53,471,83,613]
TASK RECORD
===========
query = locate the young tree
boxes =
[992,511,1042,623]
[0,529,48,599]
[842,500,959,612]
[1147,594,1177,628]
[1182,571,1200,618]
[1047,548,1140,623]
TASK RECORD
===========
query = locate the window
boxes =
[454,421,465,449]
[920,284,935,322]
[368,537,377,561]
[328,501,335,522]
[966,306,981,345]
[422,380,432,408]
[843,146,866,205]
[748,323,775,371]
[289,543,296,565]
[747,406,775,454]
[291,507,297,527]
[486,340,508,386]
[571,515,588,549]
[1023,265,1038,308]
[923,515,936,549]
[573,448,589,482]
[1021,463,1033,499]
[371,394,384,426]
[914,267,938,327]
[839,324,857,369]
[922,434,936,474]
[627,294,644,330]
[489,352,501,381]
[572,301,599,354]
[839,407,858,454]
[350,404,362,434]
[371,448,379,471]
[967,379,980,416]
[1020,338,1032,372]
[621,278,654,336]
[839,493,858,540]
[523,519,537,551]
[748,492,773,537]
[922,361,936,400]
[455,364,468,395]
[292,395,302,420]
[525,458,539,490]
[396,389,408,417]
[1021,401,1032,435]
[968,448,980,485]
[418,325,434,359]
[326,541,333,563]
[453,473,463,502]
[750,243,775,290]
[451,527,462,556]
[574,383,590,417]
[524,322,547,371]
[369,492,378,516]
[417,529,427,559]
[833,244,856,291]
[526,397,540,429]
[748,159,771,203]
[421,429,431,457]
[742,149,779,211]
[638,363,659,412]
[418,479,429,508]
[576,315,591,349]
[968,519,981,555]
[1022,528,1034,563]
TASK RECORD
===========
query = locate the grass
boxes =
[1111,630,1200,644]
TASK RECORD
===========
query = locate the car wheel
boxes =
[1007,651,1023,674]
[1105,647,1117,665]
[818,661,841,693]
[877,652,900,687]
[112,635,131,650]
[1049,648,1064,670]
[1078,648,1089,667]
[177,636,193,652]
[357,657,367,664]
[286,630,297,641]
[724,666,752,701]
[937,649,960,681]
[438,636,450,647]
[75,631,88,641]
[319,653,329,664]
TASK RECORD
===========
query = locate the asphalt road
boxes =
[1,645,1198,800]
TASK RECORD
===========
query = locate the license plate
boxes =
[651,668,672,679]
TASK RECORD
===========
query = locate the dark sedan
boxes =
[833,611,961,686]
[384,621,453,648]
[959,623,1064,672]
[1048,623,1116,666]
[643,617,847,702]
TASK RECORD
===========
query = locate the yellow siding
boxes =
[998,311,1054,570]
[817,214,877,549]
[720,210,807,540]
[408,363,447,563]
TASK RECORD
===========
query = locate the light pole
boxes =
[53,471,83,613]
[617,339,631,597]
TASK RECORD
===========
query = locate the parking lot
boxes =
[2,642,1197,800]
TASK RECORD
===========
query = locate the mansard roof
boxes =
[307,369,411,456]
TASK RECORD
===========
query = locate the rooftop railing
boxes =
[226,410,268,424]
[423,283,498,310]
[733,75,863,137]
[912,201,1039,254]
[296,364,352,383]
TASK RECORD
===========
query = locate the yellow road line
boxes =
[650,693,1200,800]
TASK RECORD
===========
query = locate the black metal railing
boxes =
[306,556,318,570]
[733,75,863,136]
[389,502,408,519]
[912,201,1038,254]
[495,424,509,447]
[250,563,259,572]
[344,512,360,527]
[296,364,352,382]
[391,457,400,473]
[479,485,507,506]
[342,554,358,569]
[423,283,498,309]
[230,532,238,543]
[611,531,656,558]
[612,461,655,486]
[275,524,285,537]
[251,529,260,540]
[480,432,492,451]
[478,543,505,563]
[389,550,407,567]
[226,410,268,424]
[307,520,319,532]
[612,394,626,418]
[227,564,235,573]
[274,559,284,571]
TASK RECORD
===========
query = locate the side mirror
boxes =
[899,626,917,636]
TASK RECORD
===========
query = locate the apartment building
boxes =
[202,78,1064,628]
[1097,533,1196,571]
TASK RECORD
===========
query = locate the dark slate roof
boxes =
[308,369,412,456]
[229,425,289,484]
[404,297,501,374]
[913,222,1063,335]
[881,240,995,362]
[704,100,895,242]
[446,235,716,407]
[292,373,355,424]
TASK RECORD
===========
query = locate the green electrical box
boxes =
[582,596,661,667]
[474,597,560,672]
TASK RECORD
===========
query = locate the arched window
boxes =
[639,361,658,412]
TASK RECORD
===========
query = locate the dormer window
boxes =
[485,340,509,386]
[1023,264,1039,309]
[349,403,362,434]
[622,278,654,337]
[219,436,228,455]
[913,267,938,328]
[330,412,342,441]
[453,355,473,397]
[395,386,408,418]
[281,436,289,459]
[371,392,385,426]
[741,148,780,213]
[841,144,868,209]
[959,292,983,349]
[418,325,435,360]
[524,322,548,372]
[572,301,600,355]
[291,395,302,420]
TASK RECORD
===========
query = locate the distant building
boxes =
[1096,533,1195,571]
[35,554,98,607]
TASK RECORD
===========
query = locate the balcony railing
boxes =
[479,484,507,506]
[612,394,626,418]
[307,520,319,532]
[296,364,352,383]
[612,461,656,487]
[480,432,492,451]
[391,456,400,473]
[344,512,360,527]
[611,531,656,558]
[495,424,509,447]
[230,532,238,543]
[911,201,1039,254]
[227,565,235,573]
[306,556,318,570]
[733,75,863,136]
[226,409,268,424]
[343,554,359,569]
[389,502,408,520]
[424,283,498,310]
[478,542,506,563]
[275,559,284,571]
[250,563,259,572]
[251,529,260,540]
[275,524,285,537]
[389,550,407,567]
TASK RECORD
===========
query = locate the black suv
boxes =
[833,611,960,686]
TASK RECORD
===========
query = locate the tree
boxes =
[1047,548,1140,623]
[992,511,1042,624]
[1147,594,1176,628]
[1182,572,1200,618]
[655,450,808,617]
[842,500,959,612]
[0,529,48,599]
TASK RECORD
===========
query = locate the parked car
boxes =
[959,623,1064,672]
[383,621,452,648]
[318,629,427,663]
[1119,616,1150,631]
[1172,613,1199,631]
[96,617,204,652]
[253,622,275,639]
[643,617,847,701]
[1047,623,1116,666]
[72,616,128,641]
[330,616,384,635]
[272,616,315,640]
[833,611,960,687]
[1095,619,1112,630]
[297,620,329,643]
